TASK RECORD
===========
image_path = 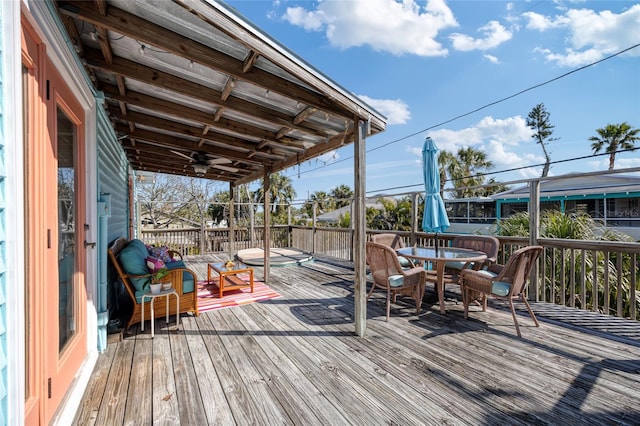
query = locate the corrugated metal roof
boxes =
[492,174,640,200]
[56,0,386,184]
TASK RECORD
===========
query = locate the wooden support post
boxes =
[229,183,235,260]
[263,168,271,284]
[354,119,367,337]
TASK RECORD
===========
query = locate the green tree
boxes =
[138,174,221,228]
[367,197,413,231]
[526,103,558,177]
[301,190,333,218]
[255,172,296,218]
[589,122,640,170]
[330,184,353,209]
[438,150,456,196]
[446,147,493,199]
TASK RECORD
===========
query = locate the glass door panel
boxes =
[57,106,77,352]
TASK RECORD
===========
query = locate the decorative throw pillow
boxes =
[147,245,173,263]
[145,256,166,271]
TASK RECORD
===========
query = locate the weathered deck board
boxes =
[75,254,640,425]
[72,341,116,425]
[180,315,236,425]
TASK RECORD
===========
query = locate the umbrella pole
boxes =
[434,233,438,250]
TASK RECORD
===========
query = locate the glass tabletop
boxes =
[211,261,249,272]
[397,246,487,261]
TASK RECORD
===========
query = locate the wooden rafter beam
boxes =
[94,0,107,16]
[236,123,355,185]
[96,27,113,64]
[57,1,355,119]
[112,122,278,164]
[83,48,329,139]
[294,106,317,125]
[243,50,259,73]
[101,85,307,152]
[221,77,234,101]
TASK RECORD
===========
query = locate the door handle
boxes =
[84,241,97,249]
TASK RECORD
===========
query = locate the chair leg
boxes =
[386,289,391,322]
[366,282,377,300]
[463,287,470,319]
[520,295,540,327]
[508,299,522,338]
[414,285,423,314]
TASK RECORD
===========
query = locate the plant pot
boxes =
[150,283,162,294]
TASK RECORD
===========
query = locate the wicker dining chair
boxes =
[365,241,426,321]
[425,235,500,287]
[460,245,543,337]
[371,233,416,268]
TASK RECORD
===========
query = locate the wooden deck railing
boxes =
[140,226,640,321]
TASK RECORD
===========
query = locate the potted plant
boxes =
[147,257,170,293]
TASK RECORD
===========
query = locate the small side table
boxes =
[141,288,180,337]
[208,262,254,298]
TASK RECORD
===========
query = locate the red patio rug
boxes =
[197,278,281,313]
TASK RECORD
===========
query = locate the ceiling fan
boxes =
[170,150,239,175]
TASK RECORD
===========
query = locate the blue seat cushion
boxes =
[166,260,186,270]
[388,274,405,287]
[474,270,498,278]
[445,261,467,271]
[165,260,194,294]
[398,256,413,269]
[491,281,512,297]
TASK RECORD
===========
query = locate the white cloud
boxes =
[417,115,549,178]
[449,21,512,51]
[524,4,640,66]
[484,53,500,63]
[282,0,459,57]
[357,95,411,125]
[587,156,640,171]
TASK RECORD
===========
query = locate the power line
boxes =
[286,42,640,180]
[367,147,639,195]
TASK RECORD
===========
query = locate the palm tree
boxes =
[437,150,456,196]
[330,184,353,209]
[447,147,493,199]
[526,103,558,177]
[255,172,296,217]
[304,190,333,216]
[589,122,640,170]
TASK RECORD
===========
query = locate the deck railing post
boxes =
[529,180,541,301]
[411,192,418,247]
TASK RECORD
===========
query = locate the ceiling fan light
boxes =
[192,164,208,176]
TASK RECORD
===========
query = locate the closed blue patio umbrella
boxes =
[422,137,450,249]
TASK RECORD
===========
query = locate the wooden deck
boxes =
[74,255,640,425]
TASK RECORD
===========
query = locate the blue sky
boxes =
[226,1,640,202]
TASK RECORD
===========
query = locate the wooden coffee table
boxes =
[207,261,254,298]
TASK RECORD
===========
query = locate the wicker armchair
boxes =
[365,241,426,321]
[460,245,543,337]
[425,235,500,287]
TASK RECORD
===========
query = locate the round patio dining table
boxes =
[396,246,488,315]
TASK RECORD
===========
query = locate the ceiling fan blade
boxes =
[170,150,194,161]
[212,164,239,173]
[206,157,232,165]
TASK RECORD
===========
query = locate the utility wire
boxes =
[366,147,639,195]
[286,42,640,180]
